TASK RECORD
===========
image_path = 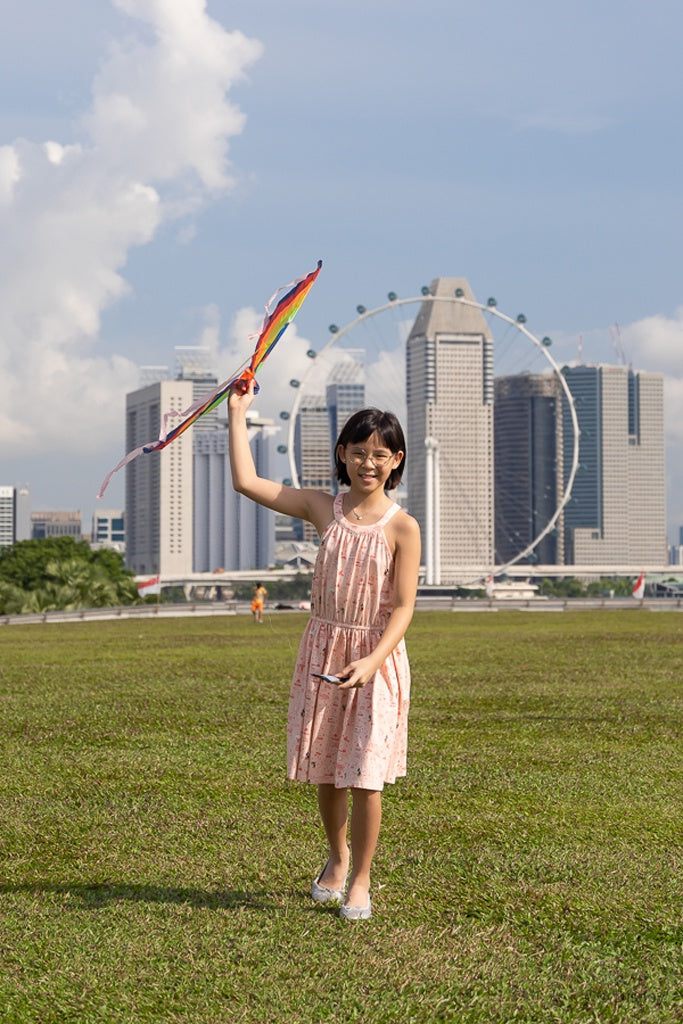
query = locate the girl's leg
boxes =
[316,784,350,890]
[345,788,382,907]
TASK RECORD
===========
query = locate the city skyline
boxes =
[3,340,672,574]
[2,1,683,540]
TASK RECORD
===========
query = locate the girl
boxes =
[228,382,420,920]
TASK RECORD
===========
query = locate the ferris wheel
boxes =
[277,286,580,583]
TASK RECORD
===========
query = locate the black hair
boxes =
[334,408,406,492]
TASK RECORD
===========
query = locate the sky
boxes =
[1,0,683,543]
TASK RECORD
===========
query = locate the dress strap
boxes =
[376,502,401,527]
[333,493,345,520]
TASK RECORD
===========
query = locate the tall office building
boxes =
[561,364,666,565]
[0,485,30,547]
[294,394,331,542]
[0,488,14,548]
[294,393,331,491]
[125,379,195,575]
[326,355,366,450]
[494,373,565,565]
[406,277,494,582]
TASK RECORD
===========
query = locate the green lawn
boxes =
[0,611,681,1023]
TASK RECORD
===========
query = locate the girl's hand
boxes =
[336,657,378,690]
[228,376,256,411]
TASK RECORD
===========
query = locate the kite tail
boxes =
[97,446,148,499]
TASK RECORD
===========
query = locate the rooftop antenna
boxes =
[609,323,628,366]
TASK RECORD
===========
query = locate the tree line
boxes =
[0,537,139,614]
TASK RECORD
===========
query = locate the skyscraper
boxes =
[406,278,494,582]
[0,485,30,547]
[561,364,666,565]
[126,379,194,575]
[294,394,331,492]
[0,488,14,548]
[326,354,366,455]
[294,394,330,542]
[494,373,565,565]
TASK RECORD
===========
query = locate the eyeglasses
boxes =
[346,448,394,467]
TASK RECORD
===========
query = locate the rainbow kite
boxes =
[98,260,322,498]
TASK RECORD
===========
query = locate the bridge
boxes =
[136,563,681,591]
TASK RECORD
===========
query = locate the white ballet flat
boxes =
[339,897,372,920]
[311,866,346,904]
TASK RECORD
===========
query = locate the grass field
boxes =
[0,610,681,1023]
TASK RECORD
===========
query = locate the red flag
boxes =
[137,575,161,597]
[632,572,645,600]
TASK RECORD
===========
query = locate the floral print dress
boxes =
[286,494,410,791]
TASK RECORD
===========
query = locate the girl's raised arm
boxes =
[228,381,332,529]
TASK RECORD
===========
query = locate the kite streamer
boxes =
[98,260,322,498]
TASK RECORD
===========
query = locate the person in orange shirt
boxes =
[251,582,267,622]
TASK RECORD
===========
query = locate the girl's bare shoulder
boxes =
[386,507,420,544]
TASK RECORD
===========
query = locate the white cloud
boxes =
[664,377,683,443]
[0,144,21,203]
[85,0,260,190]
[0,0,261,457]
[621,308,683,375]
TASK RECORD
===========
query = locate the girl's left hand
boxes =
[336,657,378,690]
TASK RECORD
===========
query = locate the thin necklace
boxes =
[345,496,365,521]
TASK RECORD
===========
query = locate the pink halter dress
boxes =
[286,494,411,790]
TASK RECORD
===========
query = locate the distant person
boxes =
[229,381,420,921]
[251,582,267,623]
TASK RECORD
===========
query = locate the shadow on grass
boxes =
[0,881,275,911]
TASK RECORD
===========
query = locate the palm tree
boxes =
[43,559,120,610]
